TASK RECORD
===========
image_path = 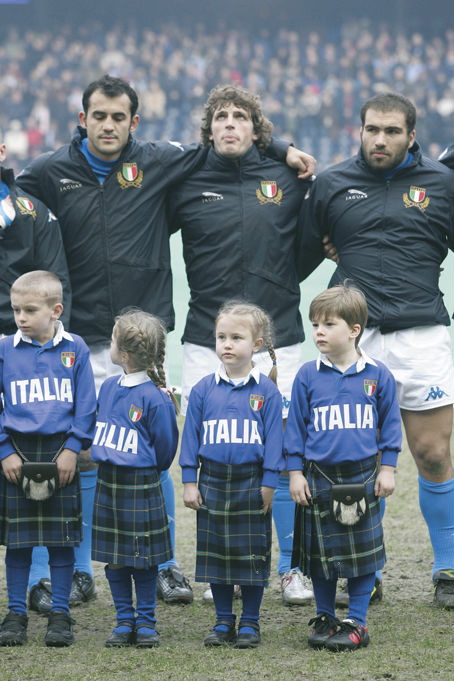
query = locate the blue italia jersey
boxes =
[179,365,284,487]
[0,322,96,459]
[91,370,178,471]
[284,350,402,469]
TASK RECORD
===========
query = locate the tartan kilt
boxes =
[292,455,385,580]
[92,462,172,569]
[1,432,81,549]
[195,458,272,586]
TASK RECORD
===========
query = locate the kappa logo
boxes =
[117,163,143,189]
[202,191,224,203]
[250,394,264,411]
[256,181,283,205]
[59,178,83,192]
[346,189,368,201]
[61,352,75,368]
[16,197,37,219]
[168,140,185,152]
[424,386,447,402]
[403,185,430,212]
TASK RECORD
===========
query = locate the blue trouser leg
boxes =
[74,468,97,576]
[132,566,158,632]
[376,497,385,581]
[105,566,135,628]
[311,576,337,619]
[28,546,50,589]
[347,573,376,626]
[272,474,296,575]
[157,469,177,571]
[239,585,264,633]
[210,584,235,631]
[419,474,454,575]
[48,546,75,615]
[5,547,33,615]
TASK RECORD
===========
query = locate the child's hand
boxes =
[374,465,396,498]
[261,486,274,514]
[1,452,23,484]
[289,470,312,506]
[183,482,202,511]
[56,448,78,487]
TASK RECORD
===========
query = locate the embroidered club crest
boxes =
[256,181,283,205]
[117,163,143,189]
[250,394,265,411]
[129,404,143,423]
[403,185,430,212]
[364,379,377,396]
[61,352,75,368]
[16,197,37,219]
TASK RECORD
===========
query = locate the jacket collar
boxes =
[0,166,16,188]
[215,362,261,385]
[356,140,422,175]
[14,321,73,347]
[118,370,151,387]
[70,126,134,159]
[205,143,262,172]
[316,347,377,374]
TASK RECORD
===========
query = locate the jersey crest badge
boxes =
[61,352,75,368]
[117,163,143,189]
[250,394,265,411]
[129,404,143,423]
[403,186,430,212]
[256,181,283,205]
[364,379,377,396]
[16,197,37,219]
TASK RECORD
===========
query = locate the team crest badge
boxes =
[117,163,143,189]
[61,352,75,368]
[16,197,37,219]
[256,181,283,205]
[364,379,377,396]
[250,394,265,411]
[129,404,143,423]
[403,185,430,212]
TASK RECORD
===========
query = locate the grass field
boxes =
[0,422,452,681]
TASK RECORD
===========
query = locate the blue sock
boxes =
[347,573,375,626]
[48,547,75,614]
[28,546,50,590]
[376,497,386,582]
[74,469,97,576]
[157,469,177,571]
[239,585,264,634]
[419,475,454,575]
[5,547,32,615]
[105,566,135,625]
[210,584,235,631]
[132,566,158,632]
[311,576,337,618]
[272,474,296,575]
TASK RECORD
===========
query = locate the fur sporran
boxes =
[21,462,59,501]
[330,483,368,526]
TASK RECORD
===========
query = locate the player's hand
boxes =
[374,465,396,498]
[261,486,275,514]
[289,470,312,506]
[1,452,23,484]
[183,482,202,511]
[322,235,339,263]
[56,448,78,487]
[286,147,316,179]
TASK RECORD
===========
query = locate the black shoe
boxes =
[105,624,135,648]
[0,611,28,646]
[325,617,370,651]
[235,621,260,649]
[308,613,340,649]
[45,610,75,647]
[69,571,97,607]
[29,578,52,615]
[135,625,160,648]
[433,569,454,609]
[369,577,383,605]
[156,566,193,604]
[204,620,237,647]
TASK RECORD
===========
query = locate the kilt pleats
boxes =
[195,458,271,586]
[92,462,172,569]
[292,455,385,580]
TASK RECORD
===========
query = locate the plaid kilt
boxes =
[92,462,172,569]
[1,432,81,549]
[292,455,385,580]
[195,458,272,586]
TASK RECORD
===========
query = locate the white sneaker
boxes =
[281,569,313,605]
[202,584,242,603]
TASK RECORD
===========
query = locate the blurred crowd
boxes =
[1,18,453,172]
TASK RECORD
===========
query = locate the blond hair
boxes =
[215,300,278,384]
[309,284,368,347]
[11,270,62,306]
[113,309,179,412]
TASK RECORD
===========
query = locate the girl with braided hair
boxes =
[91,309,178,648]
[180,300,284,648]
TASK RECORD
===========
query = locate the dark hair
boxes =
[309,284,368,347]
[360,92,416,134]
[82,74,139,118]
[200,84,273,154]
